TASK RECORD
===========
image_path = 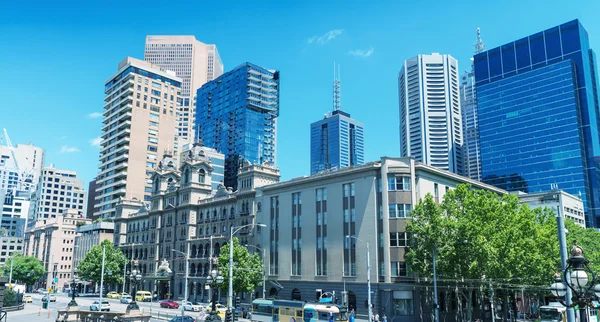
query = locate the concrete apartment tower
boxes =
[32,164,86,220]
[93,57,182,219]
[144,36,224,142]
[398,53,463,175]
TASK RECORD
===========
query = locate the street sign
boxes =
[49,288,53,293]
[54,277,58,283]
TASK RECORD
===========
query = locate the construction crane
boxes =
[0,129,36,196]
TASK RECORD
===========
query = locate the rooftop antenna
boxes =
[474,27,485,54]
[333,62,341,111]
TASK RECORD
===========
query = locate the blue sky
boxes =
[1,0,599,187]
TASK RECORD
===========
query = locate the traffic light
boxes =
[234,296,240,308]
[226,309,233,322]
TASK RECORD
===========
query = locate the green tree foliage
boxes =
[217,237,264,294]
[0,255,45,286]
[77,240,127,286]
[563,219,600,272]
[3,288,17,306]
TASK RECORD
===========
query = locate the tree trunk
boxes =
[502,292,509,322]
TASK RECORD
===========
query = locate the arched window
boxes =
[214,243,220,256]
[198,245,204,257]
[199,169,206,183]
[184,168,190,184]
[153,177,160,192]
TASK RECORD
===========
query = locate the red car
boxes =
[160,299,180,309]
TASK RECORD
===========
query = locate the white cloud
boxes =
[86,112,103,118]
[348,47,374,58]
[60,136,67,140]
[60,146,80,153]
[90,137,103,147]
[307,29,344,45]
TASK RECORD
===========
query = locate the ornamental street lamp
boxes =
[67,268,79,307]
[206,269,224,322]
[127,262,143,311]
[551,242,600,322]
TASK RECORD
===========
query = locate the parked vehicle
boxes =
[160,299,180,309]
[120,292,130,298]
[23,295,33,303]
[135,290,152,302]
[120,295,133,304]
[42,295,57,302]
[182,301,204,312]
[168,316,196,322]
[90,300,111,312]
[107,292,121,299]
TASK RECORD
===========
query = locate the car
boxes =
[107,292,121,299]
[120,295,133,304]
[160,299,180,309]
[168,316,196,322]
[42,295,57,302]
[23,295,33,303]
[182,301,204,312]
[206,303,227,313]
[36,288,46,294]
[120,292,130,298]
[90,300,111,312]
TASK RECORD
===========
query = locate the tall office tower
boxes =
[461,29,486,181]
[196,62,279,189]
[474,19,600,227]
[0,138,45,198]
[310,65,364,174]
[144,36,224,142]
[33,164,86,220]
[86,178,97,219]
[398,53,463,174]
[94,57,181,219]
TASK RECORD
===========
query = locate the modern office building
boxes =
[0,237,24,264]
[73,221,114,269]
[31,164,86,220]
[196,62,280,189]
[516,188,585,227]
[474,19,600,227]
[1,191,29,237]
[86,178,97,220]
[310,68,364,174]
[0,141,45,198]
[145,35,224,142]
[398,53,463,175]
[179,142,225,190]
[461,29,485,181]
[23,209,91,291]
[94,57,182,219]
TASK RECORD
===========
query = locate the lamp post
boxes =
[228,223,266,310]
[127,261,143,311]
[206,269,224,322]
[67,268,79,307]
[551,242,600,322]
[172,249,190,317]
[346,236,371,322]
[244,244,266,299]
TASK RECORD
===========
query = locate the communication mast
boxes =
[474,27,485,54]
[333,62,341,111]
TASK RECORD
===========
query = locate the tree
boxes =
[563,219,600,272]
[77,240,127,287]
[406,184,560,321]
[0,255,45,287]
[217,237,263,294]
[3,288,17,306]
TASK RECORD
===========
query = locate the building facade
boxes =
[0,236,24,264]
[86,179,98,220]
[94,57,182,219]
[32,164,86,220]
[516,189,585,227]
[73,221,115,269]
[398,54,463,175]
[196,62,280,189]
[0,142,45,196]
[144,35,224,142]
[2,190,30,238]
[474,19,600,227]
[23,209,90,291]
[179,142,225,190]
[310,110,364,175]
[113,143,280,299]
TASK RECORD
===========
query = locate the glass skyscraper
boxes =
[310,110,364,174]
[474,19,600,227]
[196,62,279,189]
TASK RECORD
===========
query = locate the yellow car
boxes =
[23,295,33,303]
[107,292,121,299]
[206,303,227,318]
[120,292,130,298]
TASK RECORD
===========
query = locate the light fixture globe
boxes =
[217,275,224,283]
[594,283,600,298]
[570,269,590,292]
[551,280,567,297]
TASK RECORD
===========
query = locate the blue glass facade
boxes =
[196,63,279,189]
[475,19,600,227]
[310,110,364,174]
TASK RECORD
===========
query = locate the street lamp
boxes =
[551,242,600,322]
[127,261,143,311]
[244,244,266,299]
[172,248,190,317]
[346,236,371,322]
[67,268,79,307]
[206,269,224,322]
[228,223,266,310]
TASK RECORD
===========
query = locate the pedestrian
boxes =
[329,312,334,322]
[371,313,375,322]
[375,313,380,322]
[382,314,387,322]
[349,310,355,322]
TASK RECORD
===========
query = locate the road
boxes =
[7,292,205,322]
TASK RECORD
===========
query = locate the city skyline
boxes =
[1,1,600,188]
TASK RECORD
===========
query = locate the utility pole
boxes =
[8,256,14,286]
[557,205,576,322]
[490,280,495,322]
[433,248,439,322]
[99,245,106,301]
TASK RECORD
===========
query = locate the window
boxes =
[146,162,156,168]
[148,138,158,144]
[343,183,356,276]
[389,204,412,218]
[149,121,159,127]
[388,176,411,191]
[269,196,279,275]
[152,81,161,89]
[391,261,408,277]
[147,145,158,152]
[291,192,302,276]
[316,188,327,276]
[150,113,160,120]
[390,232,409,247]
[392,291,414,315]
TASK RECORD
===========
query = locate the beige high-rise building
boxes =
[144,35,224,142]
[94,57,182,219]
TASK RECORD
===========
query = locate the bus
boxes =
[252,299,275,322]
[303,303,349,322]
[274,300,305,322]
